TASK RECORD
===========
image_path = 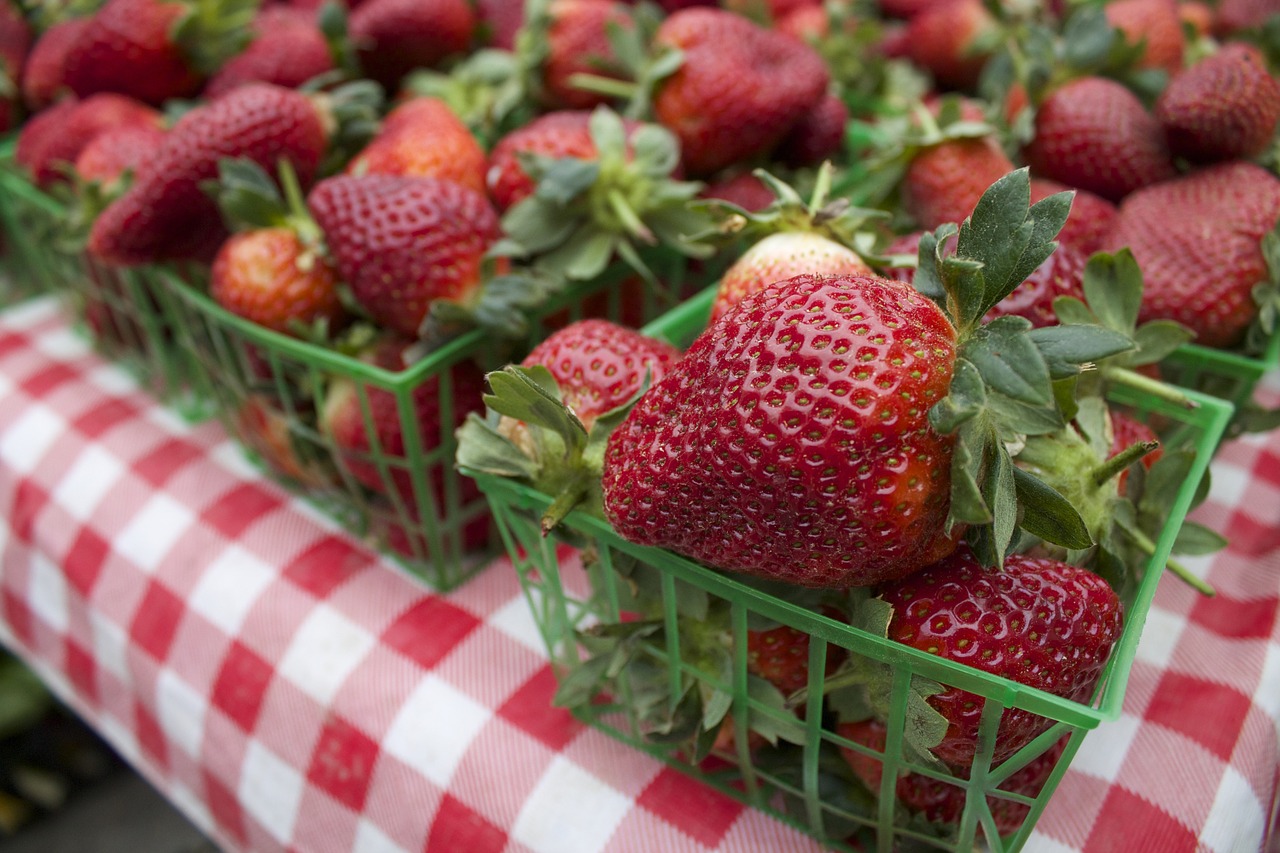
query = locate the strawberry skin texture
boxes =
[747,611,847,695]
[1156,43,1280,164]
[652,8,829,176]
[88,83,328,266]
[348,97,487,194]
[1029,178,1117,256]
[903,137,1015,230]
[711,232,873,324]
[61,0,205,105]
[210,227,345,336]
[1212,0,1280,35]
[603,273,959,588]
[880,549,1122,768]
[984,242,1086,328]
[203,8,335,99]
[775,92,850,169]
[699,171,775,214]
[520,319,682,430]
[307,175,502,338]
[542,0,633,110]
[349,0,474,89]
[1023,77,1176,202]
[20,18,90,110]
[905,0,998,92]
[73,124,168,186]
[1104,0,1185,75]
[1108,161,1280,348]
[16,93,161,187]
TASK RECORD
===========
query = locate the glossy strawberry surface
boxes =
[711,232,873,324]
[348,97,487,193]
[903,136,1015,230]
[209,227,345,336]
[61,0,204,104]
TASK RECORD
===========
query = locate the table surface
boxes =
[1,296,1277,853]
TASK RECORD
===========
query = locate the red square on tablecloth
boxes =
[305,715,382,812]
[203,769,246,846]
[20,362,78,399]
[63,527,110,597]
[70,398,140,439]
[636,766,746,848]
[1190,593,1278,640]
[3,587,33,645]
[424,794,508,853]
[497,666,581,751]
[129,581,185,662]
[211,641,274,732]
[382,598,481,672]
[135,700,169,771]
[1085,788,1199,853]
[65,639,99,704]
[202,483,284,541]
[10,479,47,544]
[1144,672,1253,762]
[134,439,205,488]
[284,538,367,599]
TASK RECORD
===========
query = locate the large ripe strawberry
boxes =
[72,124,168,188]
[837,719,1067,837]
[307,174,502,337]
[1106,161,1280,348]
[710,232,872,323]
[603,273,960,587]
[209,227,345,336]
[1155,43,1280,164]
[903,136,1015,230]
[347,96,487,193]
[1029,178,1117,256]
[203,6,335,99]
[1104,0,1185,75]
[20,17,89,109]
[652,7,829,176]
[87,83,331,266]
[348,0,473,89]
[876,547,1123,768]
[15,92,161,186]
[904,0,999,91]
[537,0,633,111]
[1023,76,1176,202]
[61,0,258,105]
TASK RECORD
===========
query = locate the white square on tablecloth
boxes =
[1208,460,1251,508]
[1201,766,1267,853]
[0,298,60,330]
[512,756,631,853]
[353,818,410,853]
[276,604,376,706]
[114,494,194,573]
[85,364,141,397]
[1134,605,1189,670]
[143,404,194,437]
[0,403,63,474]
[489,592,549,654]
[208,440,262,480]
[188,546,276,636]
[1069,713,1142,783]
[53,445,126,521]
[35,326,87,361]
[29,550,68,633]
[91,610,131,681]
[239,741,304,845]
[156,669,207,758]
[99,713,139,765]
[1021,833,1077,853]
[382,675,491,788]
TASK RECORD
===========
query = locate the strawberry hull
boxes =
[465,287,1234,853]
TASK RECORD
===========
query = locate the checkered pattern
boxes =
[0,295,1276,853]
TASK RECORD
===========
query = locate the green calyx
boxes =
[307,79,384,176]
[403,50,535,149]
[212,158,327,260]
[1246,224,1280,356]
[492,106,715,285]
[170,0,261,76]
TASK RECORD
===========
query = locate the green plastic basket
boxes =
[157,261,705,590]
[470,286,1234,852]
[0,138,78,300]
[1161,334,1280,435]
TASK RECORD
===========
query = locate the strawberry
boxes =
[1029,178,1117,256]
[234,393,327,487]
[348,0,473,89]
[902,136,1015,230]
[983,242,1087,328]
[203,6,335,99]
[603,272,960,588]
[774,91,850,169]
[72,123,167,188]
[652,7,829,176]
[61,0,258,105]
[19,17,89,109]
[15,92,161,186]
[875,547,1123,768]
[878,0,953,18]
[1211,0,1280,35]
[538,0,633,111]
[747,614,845,695]
[904,0,999,92]
[1104,0,1185,75]
[307,174,502,337]
[1155,43,1280,164]
[476,0,524,49]
[347,96,487,194]
[710,232,873,323]
[699,171,775,213]
[87,83,332,266]
[1023,76,1176,202]
[1106,161,1280,348]
[0,0,30,132]
[209,227,345,336]
[837,719,1068,837]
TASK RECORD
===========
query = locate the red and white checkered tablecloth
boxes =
[0,295,1276,853]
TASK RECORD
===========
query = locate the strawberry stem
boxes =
[1090,440,1159,487]
[1103,366,1198,409]
[1122,524,1216,596]
[607,189,656,244]
[567,73,640,101]
[540,471,595,535]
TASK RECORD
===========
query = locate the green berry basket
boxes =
[0,137,78,301]
[1160,336,1280,437]
[467,286,1234,852]
[155,260,704,591]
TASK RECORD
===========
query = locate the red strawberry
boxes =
[15,92,161,186]
[20,17,89,110]
[72,123,168,188]
[1107,161,1280,348]
[1156,43,1280,164]
[203,7,335,99]
[539,0,633,111]
[209,227,346,336]
[698,171,775,213]
[837,719,1067,837]
[0,1,31,132]
[1212,0,1280,35]
[61,0,254,105]
[1178,1,1215,36]
[877,547,1123,768]
[234,393,327,487]
[652,8,829,176]
[776,3,829,41]
[88,83,329,266]
[903,136,1016,230]
[775,92,850,169]
[348,0,473,89]
[603,272,959,588]
[347,96,487,194]
[878,0,953,18]
[307,174,502,337]
[485,110,644,212]
[1023,76,1176,202]
[905,0,999,92]
[1104,0,1185,75]
[984,242,1087,328]
[747,613,846,695]
[476,0,524,49]
[1109,410,1162,493]
[710,232,873,324]
[1029,178,1117,256]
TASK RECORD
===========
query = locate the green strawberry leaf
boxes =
[1051,295,1097,327]
[930,358,987,433]
[1131,320,1195,366]
[947,418,995,527]
[1082,250,1144,335]
[960,318,1053,406]
[483,366,586,453]
[1172,522,1229,557]
[531,156,603,205]
[1027,324,1135,378]
[911,226,952,306]
[455,413,541,479]
[1012,466,1093,549]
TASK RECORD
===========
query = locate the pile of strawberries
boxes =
[0,0,1273,843]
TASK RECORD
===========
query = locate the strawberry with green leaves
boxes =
[15,92,161,187]
[202,5,337,99]
[529,0,634,111]
[346,96,487,193]
[903,0,999,92]
[1103,0,1185,75]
